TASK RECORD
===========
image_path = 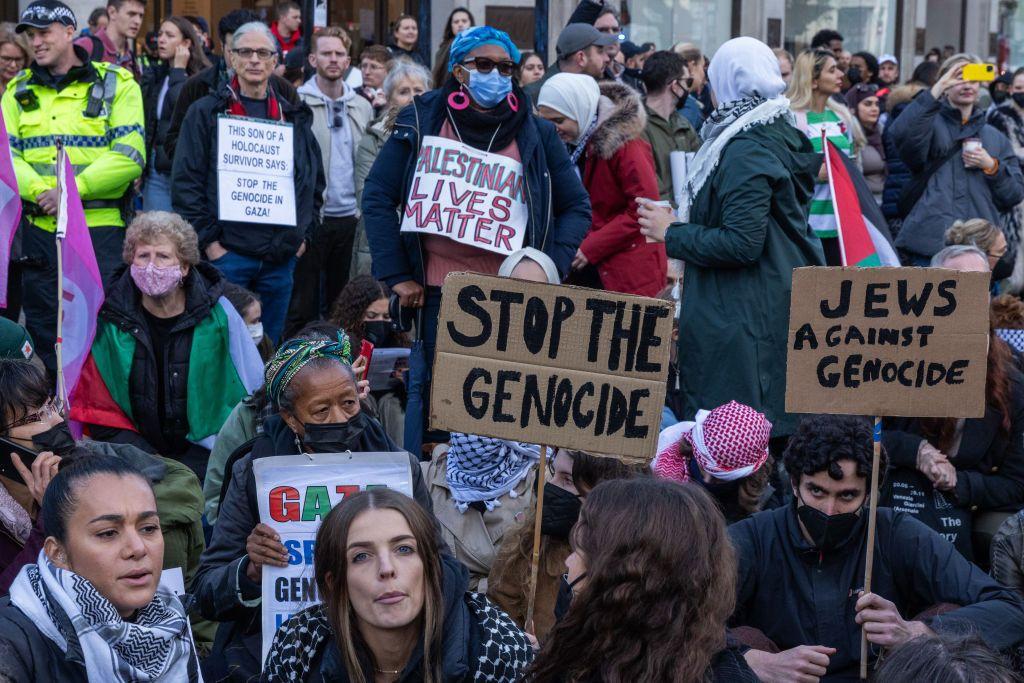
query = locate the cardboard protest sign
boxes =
[399,136,528,256]
[430,273,673,464]
[253,452,413,665]
[217,115,296,226]
[785,267,990,418]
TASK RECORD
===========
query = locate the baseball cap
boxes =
[0,318,35,361]
[556,23,616,60]
[621,40,646,59]
[879,53,898,66]
[16,0,76,33]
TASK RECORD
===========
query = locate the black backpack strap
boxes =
[218,436,258,511]
[87,34,105,63]
[897,143,963,218]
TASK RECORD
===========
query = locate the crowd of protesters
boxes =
[2,1,1024,681]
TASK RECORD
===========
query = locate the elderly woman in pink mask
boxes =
[652,400,773,522]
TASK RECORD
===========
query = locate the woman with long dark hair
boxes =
[263,488,532,681]
[142,16,209,211]
[432,7,475,88]
[527,478,757,682]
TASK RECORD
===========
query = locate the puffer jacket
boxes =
[579,81,665,296]
[262,555,533,682]
[880,83,924,223]
[887,89,1024,259]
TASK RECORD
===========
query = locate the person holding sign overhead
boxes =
[362,25,590,454]
[638,36,826,440]
[171,21,323,345]
[192,333,432,681]
[263,488,533,681]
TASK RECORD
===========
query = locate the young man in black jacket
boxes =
[731,414,1024,682]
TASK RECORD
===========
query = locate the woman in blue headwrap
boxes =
[190,332,434,681]
[362,25,592,458]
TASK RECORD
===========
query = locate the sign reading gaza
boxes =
[430,273,673,463]
[217,115,296,226]
[400,136,528,257]
[785,267,990,418]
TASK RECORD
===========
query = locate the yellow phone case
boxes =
[962,63,996,82]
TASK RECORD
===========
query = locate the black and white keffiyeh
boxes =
[445,433,540,513]
[8,551,200,682]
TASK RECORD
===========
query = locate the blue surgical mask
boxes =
[466,68,512,108]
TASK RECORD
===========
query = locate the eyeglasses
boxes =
[231,47,276,61]
[461,57,517,77]
[677,76,694,90]
[1,398,59,432]
[597,25,621,34]
[0,56,25,67]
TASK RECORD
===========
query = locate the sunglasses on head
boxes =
[461,56,517,77]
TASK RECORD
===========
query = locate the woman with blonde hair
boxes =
[945,218,1010,273]
[788,49,866,264]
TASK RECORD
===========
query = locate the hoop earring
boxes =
[506,92,519,112]
[448,88,470,110]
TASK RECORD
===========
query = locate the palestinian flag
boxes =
[69,297,264,448]
[823,137,901,267]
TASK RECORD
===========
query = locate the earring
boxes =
[506,92,519,112]
[448,87,470,110]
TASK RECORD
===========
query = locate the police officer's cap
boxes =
[16,0,77,34]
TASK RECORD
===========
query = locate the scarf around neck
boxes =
[446,433,539,512]
[9,550,199,682]
[226,75,283,121]
[442,75,528,152]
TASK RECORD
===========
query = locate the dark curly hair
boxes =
[329,275,391,346]
[526,479,735,683]
[784,414,887,483]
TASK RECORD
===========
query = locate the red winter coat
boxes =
[579,81,666,297]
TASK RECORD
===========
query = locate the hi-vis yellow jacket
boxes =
[1,53,145,231]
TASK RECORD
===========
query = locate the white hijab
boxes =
[707,36,787,106]
[538,73,600,145]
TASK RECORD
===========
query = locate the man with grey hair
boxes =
[931,244,991,272]
[171,21,324,344]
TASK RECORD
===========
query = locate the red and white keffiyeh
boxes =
[652,401,772,483]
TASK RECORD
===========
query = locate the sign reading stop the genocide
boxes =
[399,136,528,256]
[430,273,673,464]
[217,115,296,226]
[785,267,991,418]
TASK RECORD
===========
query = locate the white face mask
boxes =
[247,322,264,343]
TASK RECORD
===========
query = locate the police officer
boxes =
[1,0,145,374]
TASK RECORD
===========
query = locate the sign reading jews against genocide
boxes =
[253,452,413,665]
[785,267,990,418]
[430,273,674,463]
[399,136,528,256]
[217,115,296,226]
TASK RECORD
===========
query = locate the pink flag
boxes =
[0,112,22,308]
[56,150,104,406]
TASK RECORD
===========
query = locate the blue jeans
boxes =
[142,169,173,212]
[211,251,295,344]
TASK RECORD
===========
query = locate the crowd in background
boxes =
[2,0,1024,681]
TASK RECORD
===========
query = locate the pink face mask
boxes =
[131,262,183,297]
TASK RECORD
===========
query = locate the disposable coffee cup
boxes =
[637,198,673,242]
[964,138,982,153]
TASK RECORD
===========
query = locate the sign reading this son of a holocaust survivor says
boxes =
[217,115,296,226]
[430,273,673,464]
[785,267,991,418]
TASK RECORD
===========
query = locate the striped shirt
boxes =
[794,108,854,239]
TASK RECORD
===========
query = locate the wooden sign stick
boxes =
[860,416,883,680]
[525,445,549,628]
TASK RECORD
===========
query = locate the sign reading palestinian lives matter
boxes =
[785,267,990,418]
[217,115,296,226]
[253,452,413,665]
[430,273,673,464]
[399,136,528,256]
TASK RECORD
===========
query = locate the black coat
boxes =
[142,64,189,175]
[730,505,1024,681]
[87,261,227,477]
[881,98,914,223]
[191,414,433,681]
[882,372,1024,514]
[171,82,324,263]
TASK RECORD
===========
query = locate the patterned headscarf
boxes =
[653,401,772,483]
[265,333,353,408]
[446,433,540,512]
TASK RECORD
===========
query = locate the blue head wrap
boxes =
[447,25,521,73]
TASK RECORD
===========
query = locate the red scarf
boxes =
[226,76,282,120]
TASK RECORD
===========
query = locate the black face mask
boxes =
[846,66,862,84]
[794,492,865,551]
[31,421,77,457]
[993,89,1011,105]
[674,85,690,111]
[540,483,582,539]
[300,412,367,453]
[993,250,1015,281]
[554,571,587,623]
[362,320,394,348]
